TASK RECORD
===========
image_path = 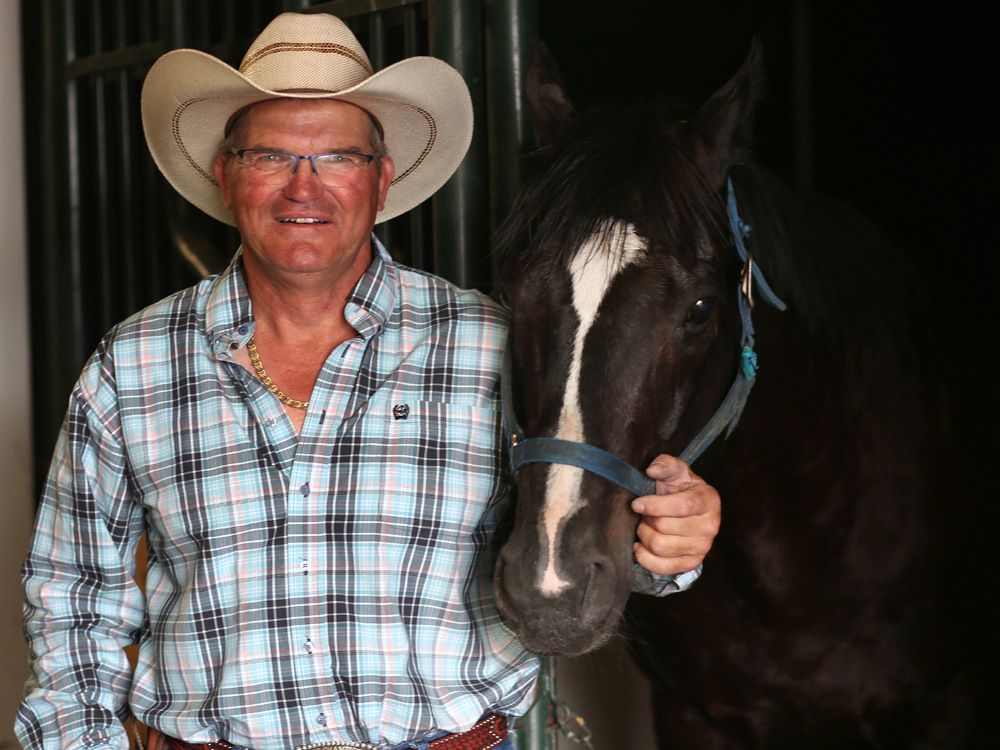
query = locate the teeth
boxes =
[279,218,325,224]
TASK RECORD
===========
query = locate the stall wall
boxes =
[0,1,33,746]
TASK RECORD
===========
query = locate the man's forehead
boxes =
[226,98,383,142]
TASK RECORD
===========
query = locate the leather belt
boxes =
[147,715,507,750]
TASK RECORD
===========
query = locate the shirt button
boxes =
[316,713,327,726]
[304,638,314,654]
[265,417,276,426]
[300,482,310,497]
[237,324,249,335]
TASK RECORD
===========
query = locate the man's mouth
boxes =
[277,217,329,224]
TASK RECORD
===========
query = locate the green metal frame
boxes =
[22,0,554,747]
[22,0,548,470]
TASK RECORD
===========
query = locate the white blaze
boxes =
[538,222,645,595]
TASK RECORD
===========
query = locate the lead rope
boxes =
[516,658,593,750]
[553,699,594,750]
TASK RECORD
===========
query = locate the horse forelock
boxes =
[498,100,731,284]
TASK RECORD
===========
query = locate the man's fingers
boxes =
[632,542,704,577]
[636,509,719,538]
[631,453,722,577]
[635,518,716,559]
[631,482,719,519]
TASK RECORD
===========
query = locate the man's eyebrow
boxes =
[318,145,373,154]
[246,144,373,154]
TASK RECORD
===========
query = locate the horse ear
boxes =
[525,39,577,146]
[691,38,764,182]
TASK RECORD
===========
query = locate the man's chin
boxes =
[242,239,373,287]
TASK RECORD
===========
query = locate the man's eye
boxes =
[317,154,356,168]
[258,152,285,163]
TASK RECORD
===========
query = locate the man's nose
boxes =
[283,159,323,200]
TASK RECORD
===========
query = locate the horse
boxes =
[492,42,992,748]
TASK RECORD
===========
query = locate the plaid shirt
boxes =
[17,241,689,750]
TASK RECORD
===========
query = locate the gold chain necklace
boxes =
[246,336,309,410]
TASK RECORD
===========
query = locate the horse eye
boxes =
[685,297,716,326]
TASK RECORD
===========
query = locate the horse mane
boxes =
[731,165,928,348]
[497,99,730,273]
[498,98,928,350]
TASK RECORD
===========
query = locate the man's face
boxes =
[213,98,393,286]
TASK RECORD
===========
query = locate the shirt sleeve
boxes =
[16,351,146,750]
[631,563,703,597]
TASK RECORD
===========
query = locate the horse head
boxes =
[494,42,765,655]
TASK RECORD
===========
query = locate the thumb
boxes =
[645,454,700,493]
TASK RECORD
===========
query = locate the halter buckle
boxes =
[740,256,755,308]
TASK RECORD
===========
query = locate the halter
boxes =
[501,176,787,496]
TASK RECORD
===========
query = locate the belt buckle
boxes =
[296,742,378,750]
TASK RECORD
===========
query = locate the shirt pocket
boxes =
[342,397,505,545]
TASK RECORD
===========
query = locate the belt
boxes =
[147,715,507,750]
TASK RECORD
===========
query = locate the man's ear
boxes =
[213,153,232,209]
[376,155,395,212]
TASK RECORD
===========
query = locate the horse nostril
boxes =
[582,556,615,614]
[495,546,525,600]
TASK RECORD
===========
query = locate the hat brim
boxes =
[141,49,473,226]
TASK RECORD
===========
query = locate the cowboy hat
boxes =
[141,12,473,225]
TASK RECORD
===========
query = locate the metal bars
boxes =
[24,0,447,493]
[25,12,546,745]
[25,4,556,745]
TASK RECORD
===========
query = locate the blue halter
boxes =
[501,177,787,497]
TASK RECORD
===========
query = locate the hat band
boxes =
[391,105,435,185]
[240,42,373,77]
[173,98,219,187]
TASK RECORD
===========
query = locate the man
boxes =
[17,13,720,750]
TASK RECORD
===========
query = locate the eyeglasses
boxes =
[229,147,376,184]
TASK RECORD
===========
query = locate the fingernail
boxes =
[631,499,644,514]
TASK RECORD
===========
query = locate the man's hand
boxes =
[631,454,721,576]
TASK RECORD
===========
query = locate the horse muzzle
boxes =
[494,536,630,656]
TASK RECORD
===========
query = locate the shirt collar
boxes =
[344,235,398,341]
[204,237,399,357]
[206,250,254,358]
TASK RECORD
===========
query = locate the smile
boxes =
[277,217,328,224]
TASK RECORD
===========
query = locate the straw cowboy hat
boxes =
[141,12,473,225]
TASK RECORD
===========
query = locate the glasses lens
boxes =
[235,150,294,184]
[314,153,371,175]
[241,150,294,173]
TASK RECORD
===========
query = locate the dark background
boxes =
[536,2,998,733]
[538,0,996,467]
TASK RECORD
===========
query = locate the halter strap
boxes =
[511,437,657,498]
[501,176,787,495]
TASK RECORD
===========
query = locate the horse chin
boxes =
[504,606,620,657]
[493,554,628,656]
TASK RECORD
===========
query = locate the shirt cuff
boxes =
[631,562,703,597]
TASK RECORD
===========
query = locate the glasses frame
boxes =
[229,147,377,180]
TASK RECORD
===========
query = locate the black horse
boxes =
[493,43,992,748]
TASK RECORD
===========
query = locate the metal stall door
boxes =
[23,0,536,491]
[22,0,553,747]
